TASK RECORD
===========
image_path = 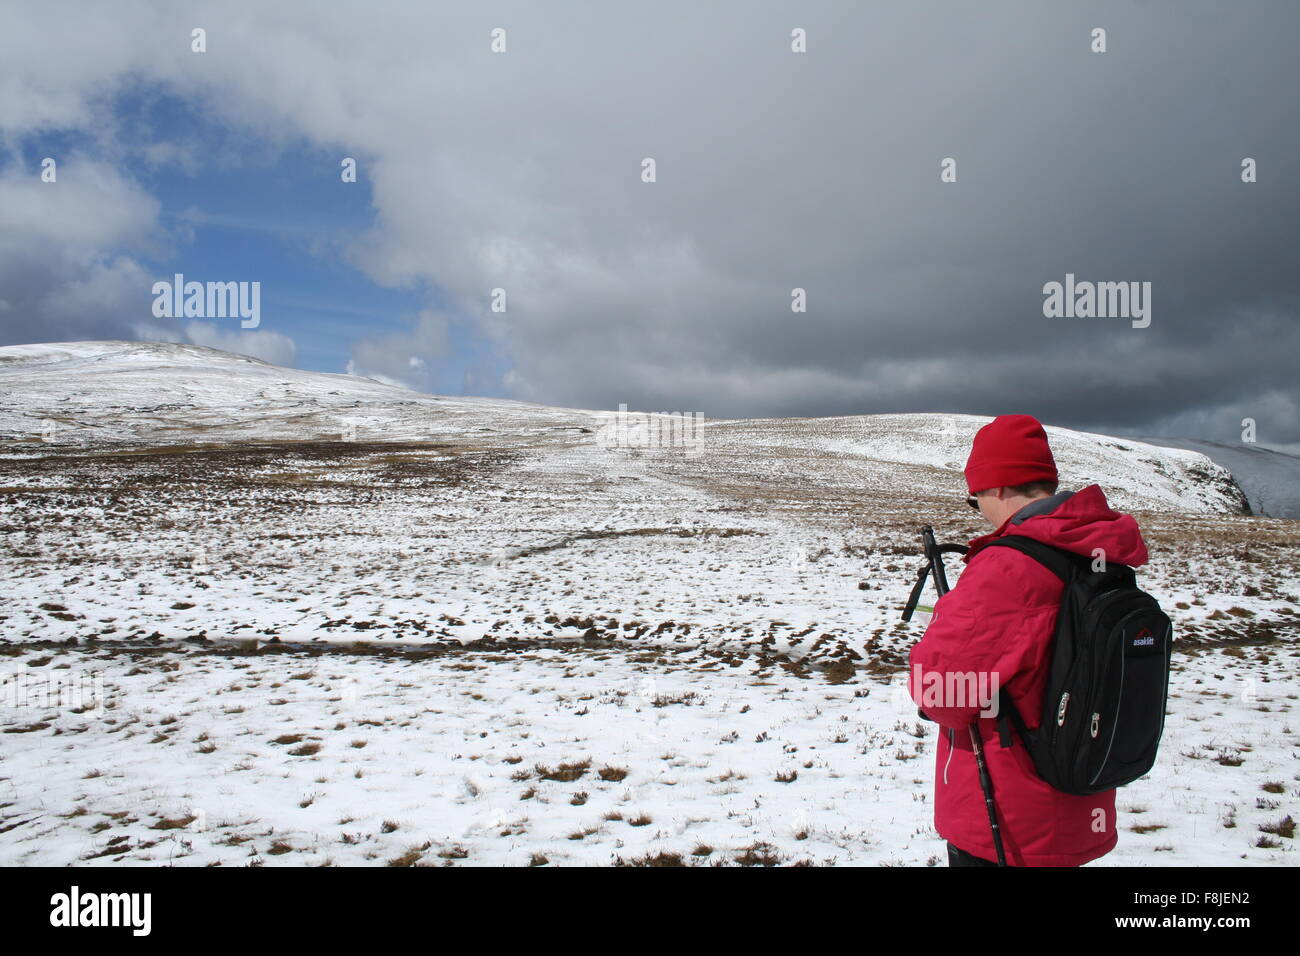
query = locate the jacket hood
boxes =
[964,484,1149,567]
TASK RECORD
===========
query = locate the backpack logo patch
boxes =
[1132,627,1155,647]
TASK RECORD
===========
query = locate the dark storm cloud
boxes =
[488,2,1300,446]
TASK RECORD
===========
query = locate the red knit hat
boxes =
[964,414,1058,494]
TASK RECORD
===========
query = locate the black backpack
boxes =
[982,537,1173,795]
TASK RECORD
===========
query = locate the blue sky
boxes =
[6,82,507,395]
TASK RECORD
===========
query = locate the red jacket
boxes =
[907,484,1150,866]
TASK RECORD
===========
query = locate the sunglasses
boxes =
[966,495,981,510]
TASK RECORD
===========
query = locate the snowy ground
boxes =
[0,342,1295,865]
[0,634,1293,867]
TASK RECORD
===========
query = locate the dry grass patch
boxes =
[652,692,701,707]
[734,841,782,866]
[536,759,591,782]
[387,843,432,867]
[1130,823,1167,834]
[615,851,687,866]
[1260,815,1295,839]
[151,814,196,830]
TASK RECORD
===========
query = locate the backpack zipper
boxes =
[1088,628,1127,786]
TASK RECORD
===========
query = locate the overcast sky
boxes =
[1,1,1296,450]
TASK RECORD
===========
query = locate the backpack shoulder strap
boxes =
[979,537,1086,750]
[996,685,1027,748]
[981,535,1081,583]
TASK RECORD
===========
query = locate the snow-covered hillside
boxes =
[0,341,1293,867]
[1138,435,1300,519]
[0,341,1249,515]
[0,340,591,448]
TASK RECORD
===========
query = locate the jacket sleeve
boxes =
[907,546,1060,731]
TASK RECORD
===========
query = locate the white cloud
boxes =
[345,309,448,391]
[0,158,168,343]
[181,321,296,367]
[0,158,159,252]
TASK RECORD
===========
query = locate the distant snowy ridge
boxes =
[702,413,1248,515]
[0,341,1250,515]
[0,340,595,448]
[1136,435,1300,519]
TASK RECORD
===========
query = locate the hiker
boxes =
[908,414,1150,867]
